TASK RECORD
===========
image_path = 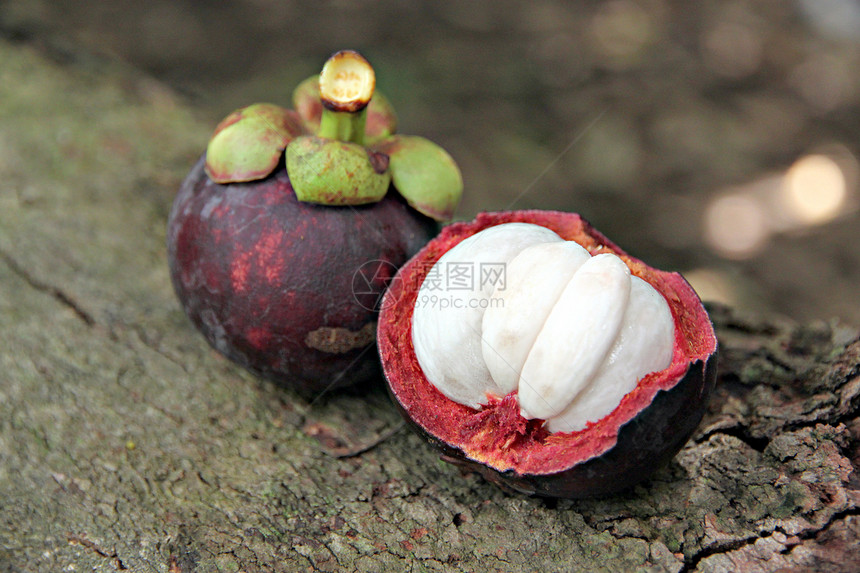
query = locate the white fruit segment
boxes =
[411,223,563,408]
[411,223,675,433]
[481,241,591,396]
[544,276,675,432]
[517,253,631,421]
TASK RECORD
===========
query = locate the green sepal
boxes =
[205,103,304,184]
[292,77,321,131]
[372,135,463,221]
[292,75,397,142]
[286,136,391,205]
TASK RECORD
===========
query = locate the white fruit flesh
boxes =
[481,241,591,396]
[411,223,563,409]
[517,253,631,421]
[544,276,674,433]
[411,223,676,433]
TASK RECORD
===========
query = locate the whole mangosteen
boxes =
[168,51,463,392]
[377,211,717,498]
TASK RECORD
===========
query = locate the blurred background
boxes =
[2,0,858,325]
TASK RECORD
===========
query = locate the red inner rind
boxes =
[378,210,717,475]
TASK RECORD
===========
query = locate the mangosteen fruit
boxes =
[378,211,718,498]
[168,50,463,392]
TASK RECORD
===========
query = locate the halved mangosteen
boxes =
[377,211,718,498]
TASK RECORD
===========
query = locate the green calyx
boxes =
[371,135,463,222]
[204,50,463,221]
[287,136,390,205]
[205,103,304,183]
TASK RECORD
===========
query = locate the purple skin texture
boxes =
[168,156,437,392]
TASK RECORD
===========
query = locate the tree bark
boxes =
[0,38,858,573]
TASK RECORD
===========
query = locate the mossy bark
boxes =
[0,38,858,573]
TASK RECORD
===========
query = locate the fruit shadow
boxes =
[275,368,406,459]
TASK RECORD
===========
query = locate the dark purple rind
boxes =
[386,353,717,498]
[168,156,437,392]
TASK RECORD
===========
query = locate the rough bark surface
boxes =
[1,39,858,573]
